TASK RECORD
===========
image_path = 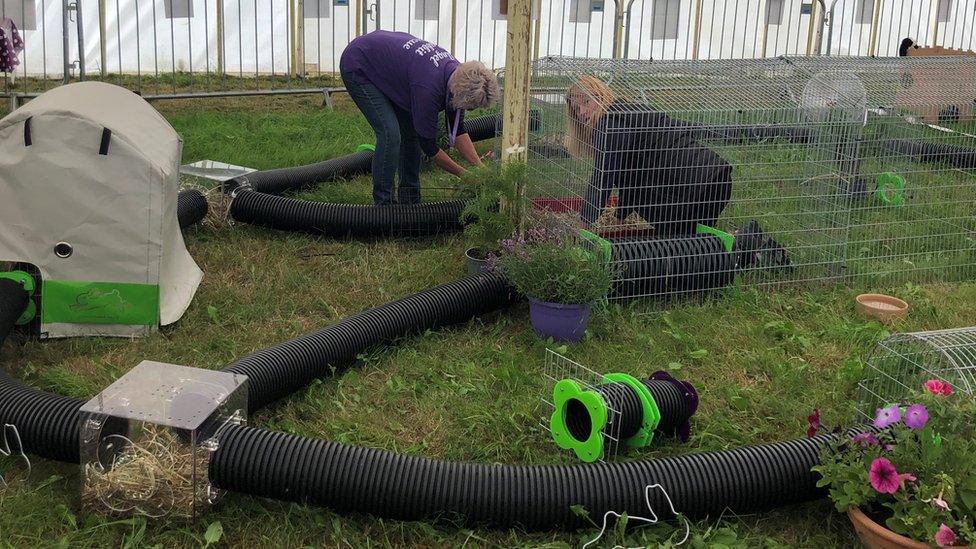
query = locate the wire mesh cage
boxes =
[525,55,976,300]
[785,56,976,287]
[526,56,869,300]
[856,327,976,422]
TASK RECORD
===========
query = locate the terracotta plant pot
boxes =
[847,507,965,549]
[856,293,909,323]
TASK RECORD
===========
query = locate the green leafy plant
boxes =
[812,380,976,547]
[459,164,522,256]
[494,220,614,304]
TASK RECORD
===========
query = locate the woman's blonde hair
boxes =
[564,75,615,158]
[450,61,501,110]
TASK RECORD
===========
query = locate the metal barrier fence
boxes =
[1,0,973,101]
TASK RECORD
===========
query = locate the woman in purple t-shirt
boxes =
[340,31,499,205]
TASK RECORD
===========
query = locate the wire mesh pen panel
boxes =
[526,56,868,300]
[856,327,976,422]
[786,56,976,287]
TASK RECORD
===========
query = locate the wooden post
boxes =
[501,0,532,230]
[501,0,532,164]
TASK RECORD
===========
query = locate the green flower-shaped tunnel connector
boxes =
[602,373,660,448]
[550,379,607,463]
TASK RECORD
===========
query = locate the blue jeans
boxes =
[341,71,422,205]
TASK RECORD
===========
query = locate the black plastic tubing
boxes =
[224,113,520,196]
[177,189,210,229]
[222,273,518,410]
[0,279,86,462]
[884,139,976,170]
[209,423,840,528]
[225,150,375,195]
[1,276,855,530]
[610,235,735,299]
[228,190,467,238]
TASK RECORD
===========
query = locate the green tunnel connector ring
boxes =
[875,172,905,206]
[603,373,661,448]
[356,143,376,153]
[550,379,607,463]
[696,224,734,253]
[0,271,37,325]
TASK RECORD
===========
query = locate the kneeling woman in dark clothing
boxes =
[566,75,733,236]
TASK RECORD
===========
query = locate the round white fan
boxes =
[800,70,868,123]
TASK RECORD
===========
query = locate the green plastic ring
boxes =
[549,379,608,463]
[356,143,376,153]
[0,271,35,295]
[0,271,37,325]
[603,373,661,448]
[16,301,36,325]
[875,172,905,206]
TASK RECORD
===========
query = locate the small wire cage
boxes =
[855,327,976,422]
[525,55,976,300]
[540,349,624,461]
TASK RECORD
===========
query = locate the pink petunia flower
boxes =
[874,404,901,429]
[904,404,929,430]
[924,379,954,396]
[935,523,957,547]
[869,457,901,494]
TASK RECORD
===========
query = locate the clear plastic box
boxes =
[79,360,248,518]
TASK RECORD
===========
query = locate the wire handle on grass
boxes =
[581,483,691,549]
[0,424,32,488]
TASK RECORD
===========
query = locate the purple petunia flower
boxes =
[852,432,880,446]
[904,404,929,430]
[874,404,901,429]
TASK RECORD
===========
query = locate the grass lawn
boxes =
[2,94,976,548]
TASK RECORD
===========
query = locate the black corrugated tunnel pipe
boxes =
[610,235,735,299]
[208,424,852,529]
[221,112,539,196]
[177,188,210,229]
[0,276,866,531]
[884,139,976,170]
[228,190,467,238]
[565,375,697,442]
[0,278,87,463]
[221,273,518,411]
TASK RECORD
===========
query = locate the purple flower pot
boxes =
[528,298,591,343]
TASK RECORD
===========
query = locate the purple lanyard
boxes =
[446,89,463,148]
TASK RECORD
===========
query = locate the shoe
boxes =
[733,219,764,269]
[733,219,792,271]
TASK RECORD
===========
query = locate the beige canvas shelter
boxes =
[0,82,202,338]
